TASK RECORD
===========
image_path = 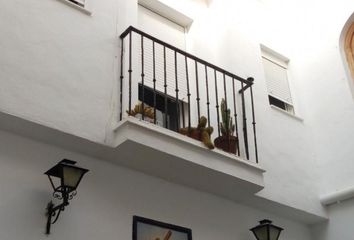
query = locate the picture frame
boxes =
[132,216,192,240]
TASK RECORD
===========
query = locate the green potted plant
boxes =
[214,98,238,154]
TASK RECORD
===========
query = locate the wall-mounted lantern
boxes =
[250,219,283,240]
[44,159,89,234]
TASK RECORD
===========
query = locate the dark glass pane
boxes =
[268,95,286,110]
[138,84,180,131]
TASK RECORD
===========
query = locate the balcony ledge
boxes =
[0,111,328,224]
[111,117,265,200]
[0,110,264,201]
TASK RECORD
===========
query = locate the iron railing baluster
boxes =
[223,73,231,152]
[153,41,157,125]
[232,78,240,156]
[119,38,124,121]
[164,46,168,128]
[185,56,191,131]
[128,32,132,115]
[241,82,249,160]
[205,66,211,128]
[175,51,180,130]
[181,101,185,128]
[141,35,145,120]
[214,70,220,137]
[248,77,258,163]
[195,61,201,123]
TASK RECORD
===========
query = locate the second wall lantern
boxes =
[250,219,283,240]
[44,159,89,235]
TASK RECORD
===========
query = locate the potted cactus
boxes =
[127,102,155,123]
[214,98,238,154]
[179,116,214,149]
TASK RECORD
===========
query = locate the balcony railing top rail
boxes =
[119,26,259,163]
[120,26,253,89]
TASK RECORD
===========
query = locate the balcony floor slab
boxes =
[110,117,265,200]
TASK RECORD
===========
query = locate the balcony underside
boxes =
[0,111,327,223]
[111,117,265,199]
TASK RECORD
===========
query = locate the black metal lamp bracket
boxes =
[45,200,69,235]
[45,188,76,235]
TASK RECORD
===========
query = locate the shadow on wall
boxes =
[311,198,354,240]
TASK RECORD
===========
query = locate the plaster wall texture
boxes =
[0,128,313,240]
[0,0,123,143]
[182,0,354,218]
[2,0,354,227]
[303,2,354,195]
[225,2,354,238]
[0,0,328,218]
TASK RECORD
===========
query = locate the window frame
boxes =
[138,0,193,28]
[137,5,189,101]
[68,0,85,8]
[138,84,187,132]
[261,46,295,115]
[58,0,92,15]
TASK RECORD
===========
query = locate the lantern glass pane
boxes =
[253,226,268,240]
[269,226,281,240]
[62,166,84,189]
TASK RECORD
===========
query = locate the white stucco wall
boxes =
[2,0,354,237]
[0,0,328,221]
[243,0,354,198]
[181,0,354,222]
[180,0,324,217]
[0,128,313,240]
[0,0,125,143]
[302,1,354,195]
[240,2,354,238]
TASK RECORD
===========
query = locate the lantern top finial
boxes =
[259,219,272,225]
[44,159,77,177]
[250,219,283,240]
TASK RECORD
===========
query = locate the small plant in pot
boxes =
[214,98,238,154]
[179,116,214,149]
[127,102,155,123]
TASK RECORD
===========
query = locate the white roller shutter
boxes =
[262,56,293,104]
[137,5,188,100]
[138,5,186,49]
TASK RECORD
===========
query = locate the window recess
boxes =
[138,0,193,28]
[57,0,91,15]
[137,4,188,100]
[138,84,187,131]
[261,46,294,114]
[67,0,85,8]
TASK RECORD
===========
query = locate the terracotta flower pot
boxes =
[214,135,238,154]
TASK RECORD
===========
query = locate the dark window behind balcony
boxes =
[139,84,187,132]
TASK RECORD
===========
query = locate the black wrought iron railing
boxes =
[119,26,258,163]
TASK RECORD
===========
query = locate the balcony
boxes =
[114,26,265,198]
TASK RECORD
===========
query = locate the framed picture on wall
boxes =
[133,216,192,240]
